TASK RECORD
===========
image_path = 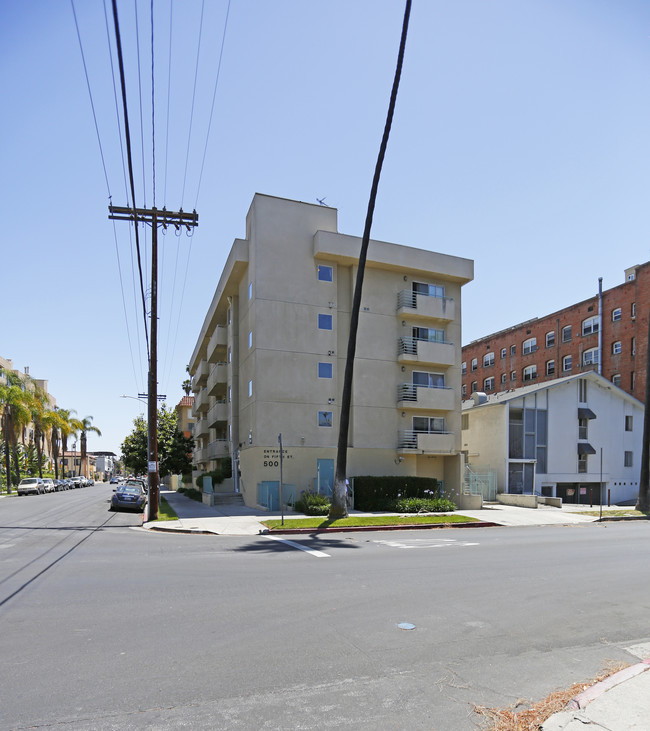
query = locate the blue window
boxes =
[318,411,333,427]
[318,265,333,282]
[318,314,333,330]
[318,362,333,378]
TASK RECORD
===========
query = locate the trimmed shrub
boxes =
[389,497,456,513]
[178,487,202,502]
[353,476,441,511]
[295,491,330,516]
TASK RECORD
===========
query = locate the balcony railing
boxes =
[193,387,210,414]
[397,290,455,321]
[397,337,455,366]
[397,383,455,410]
[192,360,209,390]
[208,399,228,427]
[207,362,228,395]
[398,429,455,452]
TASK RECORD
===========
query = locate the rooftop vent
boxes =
[472,391,488,406]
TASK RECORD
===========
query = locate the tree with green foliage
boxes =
[121,404,194,478]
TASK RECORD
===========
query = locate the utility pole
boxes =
[109,205,198,520]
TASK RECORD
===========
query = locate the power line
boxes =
[181,0,205,205]
[194,0,231,208]
[111,0,150,360]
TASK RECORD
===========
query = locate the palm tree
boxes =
[0,371,32,490]
[182,379,191,396]
[56,408,80,477]
[79,416,101,477]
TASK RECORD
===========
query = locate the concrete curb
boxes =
[265,521,500,535]
[567,659,650,710]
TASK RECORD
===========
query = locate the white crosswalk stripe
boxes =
[373,537,479,550]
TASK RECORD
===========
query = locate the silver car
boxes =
[17,478,44,495]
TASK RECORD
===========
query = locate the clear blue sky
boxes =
[2,1,649,455]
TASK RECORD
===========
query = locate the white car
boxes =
[42,478,55,493]
[17,477,44,495]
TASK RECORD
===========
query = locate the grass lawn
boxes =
[156,497,179,521]
[262,513,479,530]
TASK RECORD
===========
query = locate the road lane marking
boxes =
[373,538,479,550]
[265,535,330,557]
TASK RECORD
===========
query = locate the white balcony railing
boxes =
[397,290,455,321]
[397,383,456,411]
[397,337,456,366]
[398,429,456,453]
[208,439,229,459]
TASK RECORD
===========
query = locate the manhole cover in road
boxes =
[397,622,416,631]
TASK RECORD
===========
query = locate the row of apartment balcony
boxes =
[397,383,455,410]
[397,290,455,322]
[194,439,229,464]
[207,326,228,363]
[398,337,455,367]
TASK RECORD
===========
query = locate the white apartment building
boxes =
[189,194,474,509]
[461,372,643,505]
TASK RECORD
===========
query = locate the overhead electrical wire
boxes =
[111,0,151,360]
[70,0,143,393]
[181,0,205,205]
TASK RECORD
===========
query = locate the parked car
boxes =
[69,476,82,488]
[42,478,55,493]
[53,479,67,491]
[124,478,148,494]
[109,476,120,485]
[17,477,44,495]
[110,483,147,512]
[87,477,94,486]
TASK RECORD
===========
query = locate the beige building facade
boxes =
[189,194,474,509]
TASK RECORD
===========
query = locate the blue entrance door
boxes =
[316,459,334,497]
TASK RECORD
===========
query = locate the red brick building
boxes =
[462,262,650,402]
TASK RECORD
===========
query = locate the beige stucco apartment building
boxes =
[188,194,474,509]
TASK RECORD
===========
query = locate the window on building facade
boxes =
[579,378,587,402]
[248,330,253,348]
[318,411,333,427]
[612,374,621,387]
[461,361,467,375]
[227,308,231,325]
[612,341,622,355]
[471,381,478,393]
[248,380,253,397]
[578,454,588,474]
[631,371,636,390]
[582,316,599,336]
[413,416,446,433]
[562,325,572,342]
[632,302,636,318]
[523,337,537,355]
[318,264,333,282]
[413,371,445,388]
[625,415,633,431]
[483,352,495,367]
[461,384,467,397]
[578,417,588,440]
[563,354,572,371]
[227,347,231,363]
[318,314,333,330]
[462,414,469,430]
[484,377,495,391]
[546,360,555,375]
[318,362,333,378]
[631,337,636,356]
[413,281,445,298]
[583,347,599,366]
[624,451,633,468]
[546,331,555,347]
[228,386,231,402]
[523,365,537,382]
[510,344,516,356]
[248,282,252,300]
[501,373,507,384]
[511,370,516,382]
[471,358,478,371]
[508,406,548,473]
[612,307,622,322]
[413,326,445,342]
[501,348,507,359]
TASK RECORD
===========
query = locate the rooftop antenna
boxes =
[317,197,328,206]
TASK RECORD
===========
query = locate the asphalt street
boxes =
[1,483,649,730]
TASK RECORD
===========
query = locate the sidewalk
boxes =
[145,491,606,536]
[541,648,650,731]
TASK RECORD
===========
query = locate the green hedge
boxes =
[295,491,330,516]
[353,476,442,511]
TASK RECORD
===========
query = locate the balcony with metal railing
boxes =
[397,429,456,453]
[397,383,456,411]
[207,362,228,396]
[194,446,208,464]
[397,337,456,367]
[397,290,455,321]
[194,415,210,438]
[207,326,228,363]
[208,399,228,428]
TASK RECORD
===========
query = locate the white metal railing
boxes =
[398,336,451,356]
[397,289,453,310]
[398,428,451,449]
[397,383,451,402]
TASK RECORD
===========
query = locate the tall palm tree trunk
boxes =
[330,0,412,519]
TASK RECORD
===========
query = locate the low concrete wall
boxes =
[457,493,483,510]
[538,496,563,508]
[497,493,538,509]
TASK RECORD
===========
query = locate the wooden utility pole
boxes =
[109,205,198,519]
